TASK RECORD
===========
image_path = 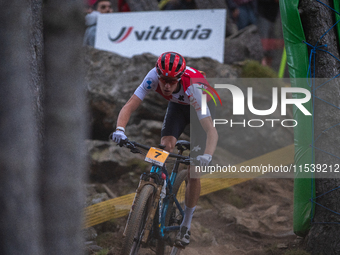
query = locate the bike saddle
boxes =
[175,140,190,151]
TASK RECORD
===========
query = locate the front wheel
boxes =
[156,169,188,255]
[120,185,154,255]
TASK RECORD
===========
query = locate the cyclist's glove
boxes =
[196,154,212,166]
[112,130,127,144]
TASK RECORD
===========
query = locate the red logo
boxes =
[108,26,133,43]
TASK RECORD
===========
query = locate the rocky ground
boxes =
[84,143,307,255]
[84,176,310,255]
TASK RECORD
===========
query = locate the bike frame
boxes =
[121,140,190,247]
[150,161,185,239]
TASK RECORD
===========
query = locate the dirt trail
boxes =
[103,177,302,255]
[183,177,298,255]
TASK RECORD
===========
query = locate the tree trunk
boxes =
[41,0,88,254]
[1,0,89,253]
[125,0,159,11]
[299,0,340,254]
[0,0,43,254]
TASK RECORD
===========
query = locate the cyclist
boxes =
[112,51,218,247]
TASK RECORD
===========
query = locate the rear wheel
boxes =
[156,169,188,255]
[120,185,154,255]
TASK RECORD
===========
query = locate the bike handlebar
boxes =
[119,139,192,163]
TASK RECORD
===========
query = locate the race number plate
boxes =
[145,147,169,166]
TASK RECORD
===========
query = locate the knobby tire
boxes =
[120,185,154,255]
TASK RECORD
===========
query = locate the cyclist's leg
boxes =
[160,102,189,152]
[174,167,200,246]
[174,167,198,247]
[174,102,212,247]
[185,167,200,208]
[176,100,216,244]
[175,160,200,247]
[160,102,191,250]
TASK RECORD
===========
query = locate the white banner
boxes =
[95,9,226,63]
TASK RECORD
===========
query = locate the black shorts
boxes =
[161,100,215,158]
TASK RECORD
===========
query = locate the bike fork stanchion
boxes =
[170,246,183,255]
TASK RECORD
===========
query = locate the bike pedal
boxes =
[173,244,185,249]
[172,240,186,249]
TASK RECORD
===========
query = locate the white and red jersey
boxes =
[134,66,213,120]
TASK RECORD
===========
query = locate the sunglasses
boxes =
[157,74,181,85]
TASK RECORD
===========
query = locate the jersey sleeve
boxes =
[187,83,211,120]
[134,67,158,101]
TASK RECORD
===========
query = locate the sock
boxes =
[180,205,196,230]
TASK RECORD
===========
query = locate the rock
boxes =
[85,184,98,198]
[88,193,110,205]
[262,205,279,218]
[85,48,168,140]
[86,244,103,253]
[190,221,215,246]
[127,120,163,146]
[83,227,98,241]
[86,140,144,182]
[224,25,264,64]
[277,243,288,249]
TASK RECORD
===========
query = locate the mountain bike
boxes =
[118,139,192,255]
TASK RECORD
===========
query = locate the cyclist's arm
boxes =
[116,94,142,129]
[199,116,218,156]
[116,69,158,129]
